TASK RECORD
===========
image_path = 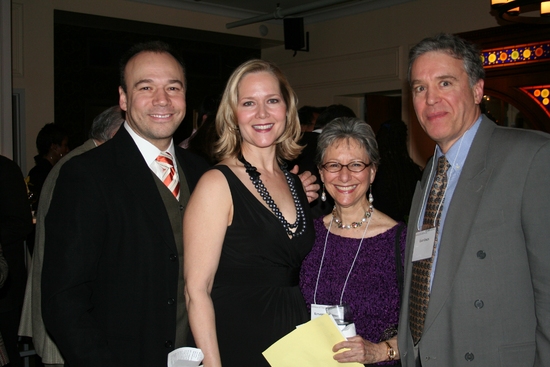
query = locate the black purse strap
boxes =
[394,223,404,297]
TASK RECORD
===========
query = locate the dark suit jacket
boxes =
[398,116,550,366]
[42,128,208,367]
[0,155,33,313]
[288,131,333,218]
[19,139,97,364]
[289,131,319,176]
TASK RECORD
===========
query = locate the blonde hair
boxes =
[214,59,302,162]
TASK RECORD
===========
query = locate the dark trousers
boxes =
[0,308,23,367]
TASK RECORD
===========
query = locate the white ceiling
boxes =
[128,0,416,25]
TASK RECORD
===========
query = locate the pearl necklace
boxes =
[332,205,373,229]
[238,155,306,238]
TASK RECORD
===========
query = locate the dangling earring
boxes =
[368,184,374,204]
[321,184,326,202]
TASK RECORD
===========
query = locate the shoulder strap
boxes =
[394,223,404,297]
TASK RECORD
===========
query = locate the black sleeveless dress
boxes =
[211,165,314,367]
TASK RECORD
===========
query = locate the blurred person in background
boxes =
[0,155,33,367]
[27,123,69,212]
[372,119,422,223]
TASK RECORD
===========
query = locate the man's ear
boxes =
[473,79,484,105]
[119,86,128,112]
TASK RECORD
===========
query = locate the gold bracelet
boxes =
[385,341,396,361]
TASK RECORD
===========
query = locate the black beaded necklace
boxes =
[238,155,306,238]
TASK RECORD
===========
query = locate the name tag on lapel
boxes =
[412,228,436,261]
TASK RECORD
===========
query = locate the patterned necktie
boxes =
[156,151,180,200]
[409,155,451,345]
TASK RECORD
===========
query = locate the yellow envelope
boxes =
[262,314,363,367]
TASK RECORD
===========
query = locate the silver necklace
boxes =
[332,205,373,229]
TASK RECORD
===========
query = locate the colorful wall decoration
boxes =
[482,41,550,68]
[519,86,550,118]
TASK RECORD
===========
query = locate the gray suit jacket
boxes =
[19,139,97,365]
[398,116,550,367]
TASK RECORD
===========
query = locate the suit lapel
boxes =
[423,117,496,333]
[112,128,176,252]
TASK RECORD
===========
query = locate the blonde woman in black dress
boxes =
[184,60,314,367]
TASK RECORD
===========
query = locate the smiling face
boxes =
[320,138,376,210]
[411,51,483,153]
[119,51,186,151]
[236,71,287,152]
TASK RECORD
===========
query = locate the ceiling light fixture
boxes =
[491,0,550,24]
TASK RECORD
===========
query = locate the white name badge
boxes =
[412,227,436,261]
[310,304,331,320]
[310,304,357,337]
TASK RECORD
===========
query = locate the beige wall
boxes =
[11,0,283,172]
[11,0,498,171]
[262,0,498,165]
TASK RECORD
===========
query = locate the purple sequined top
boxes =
[300,217,406,343]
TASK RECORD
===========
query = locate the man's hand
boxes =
[291,165,320,203]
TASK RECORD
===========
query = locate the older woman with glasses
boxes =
[300,117,406,366]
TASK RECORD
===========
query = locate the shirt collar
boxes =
[434,115,482,175]
[124,122,177,168]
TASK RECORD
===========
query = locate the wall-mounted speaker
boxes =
[284,18,305,51]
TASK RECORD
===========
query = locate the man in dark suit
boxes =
[19,106,124,366]
[42,41,210,367]
[398,33,550,366]
[0,155,33,367]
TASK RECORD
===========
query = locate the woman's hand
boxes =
[332,336,392,364]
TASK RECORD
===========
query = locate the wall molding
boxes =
[11,2,23,77]
[1,0,12,157]
[282,46,401,91]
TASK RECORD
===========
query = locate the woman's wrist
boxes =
[365,341,390,364]
[384,341,397,361]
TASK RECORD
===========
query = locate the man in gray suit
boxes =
[18,105,124,366]
[398,33,550,366]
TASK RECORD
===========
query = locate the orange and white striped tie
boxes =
[156,151,180,200]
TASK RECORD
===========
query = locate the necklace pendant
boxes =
[332,206,374,230]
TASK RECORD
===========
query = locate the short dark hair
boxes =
[197,94,221,126]
[298,106,323,127]
[89,106,125,143]
[408,33,485,88]
[36,123,67,156]
[119,40,186,93]
[314,104,356,130]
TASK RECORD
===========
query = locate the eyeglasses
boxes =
[321,161,372,173]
